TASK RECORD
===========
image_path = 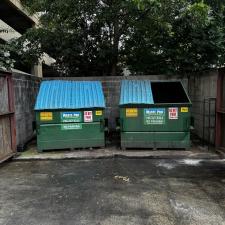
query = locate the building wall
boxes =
[12,72,41,149]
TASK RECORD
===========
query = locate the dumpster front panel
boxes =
[36,109,105,151]
[35,80,106,151]
[121,131,190,149]
[37,122,105,151]
[119,80,191,149]
[36,109,104,125]
[120,107,191,132]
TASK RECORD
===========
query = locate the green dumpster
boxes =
[35,80,106,152]
[119,80,192,149]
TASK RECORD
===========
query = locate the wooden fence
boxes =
[0,72,16,163]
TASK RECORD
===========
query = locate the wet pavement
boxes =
[0,158,225,225]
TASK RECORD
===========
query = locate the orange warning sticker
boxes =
[126,108,138,117]
[40,112,53,121]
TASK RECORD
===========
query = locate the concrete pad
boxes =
[14,144,220,161]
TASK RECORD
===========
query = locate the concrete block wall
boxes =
[45,75,188,130]
[12,72,41,148]
[188,69,218,144]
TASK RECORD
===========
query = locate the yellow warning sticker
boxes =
[126,108,138,117]
[96,110,103,116]
[40,112,53,121]
[181,107,189,113]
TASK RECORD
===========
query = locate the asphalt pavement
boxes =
[0,158,225,225]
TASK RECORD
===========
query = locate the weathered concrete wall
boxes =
[12,72,41,149]
[45,75,188,130]
[188,69,218,144]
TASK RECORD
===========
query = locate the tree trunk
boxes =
[111,19,120,76]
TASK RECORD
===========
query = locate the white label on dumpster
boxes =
[84,111,93,122]
[61,112,81,122]
[61,124,82,130]
[169,108,178,120]
[144,108,165,125]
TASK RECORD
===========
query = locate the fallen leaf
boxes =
[114,175,130,182]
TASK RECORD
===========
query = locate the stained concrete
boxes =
[1,159,225,225]
[14,137,220,161]
[14,147,220,161]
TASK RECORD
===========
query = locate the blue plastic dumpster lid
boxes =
[119,80,154,105]
[35,80,105,110]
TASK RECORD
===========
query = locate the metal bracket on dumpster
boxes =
[116,117,123,132]
[100,119,108,133]
[104,118,109,133]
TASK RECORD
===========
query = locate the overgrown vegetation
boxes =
[1,0,225,75]
[0,42,16,71]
